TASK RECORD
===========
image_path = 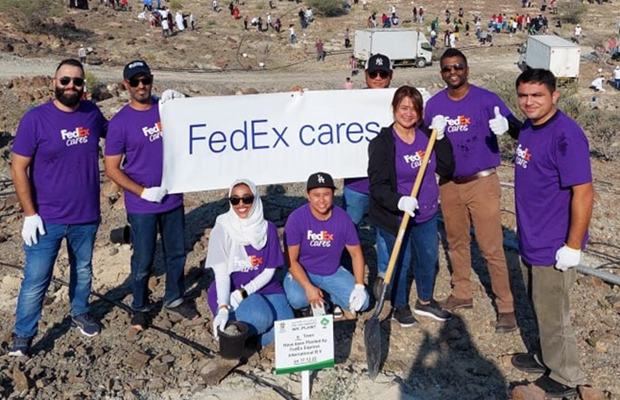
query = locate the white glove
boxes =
[397,196,419,218]
[140,186,167,203]
[22,214,46,246]
[213,307,229,340]
[430,115,447,141]
[159,89,185,105]
[229,289,245,310]
[489,106,509,136]
[349,284,368,312]
[555,245,581,272]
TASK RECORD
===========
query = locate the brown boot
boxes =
[495,312,517,333]
[441,295,473,311]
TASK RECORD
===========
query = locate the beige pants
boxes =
[522,262,585,387]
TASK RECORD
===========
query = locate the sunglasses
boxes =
[58,76,85,87]
[368,71,391,79]
[128,76,153,87]
[229,195,255,206]
[440,63,466,72]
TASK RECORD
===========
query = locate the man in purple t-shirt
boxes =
[105,60,198,331]
[509,69,592,399]
[9,59,107,357]
[424,48,521,333]
[284,172,369,316]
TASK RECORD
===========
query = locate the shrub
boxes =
[579,109,620,161]
[556,1,586,24]
[0,0,62,33]
[307,0,348,17]
[169,0,183,11]
[84,70,100,96]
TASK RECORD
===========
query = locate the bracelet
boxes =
[239,288,248,299]
[218,305,229,311]
[140,187,146,196]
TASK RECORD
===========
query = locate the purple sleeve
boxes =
[104,117,126,156]
[11,112,37,157]
[284,210,302,246]
[343,212,360,246]
[555,129,592,188]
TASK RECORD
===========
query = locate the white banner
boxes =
[160,88,429,193]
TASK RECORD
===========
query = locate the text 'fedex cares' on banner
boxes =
[160,88,408,194]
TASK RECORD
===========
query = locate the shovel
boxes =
[365,128,438,380]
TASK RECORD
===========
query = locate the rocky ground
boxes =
[0,0,620,399]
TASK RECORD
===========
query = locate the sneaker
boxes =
[534,375,577,399]
[441,295,473,311]
[164,301,200,320]
[391,306,419,328]
[8,335,32,357]
[495,312,517,333]
[71,313,101,337]
[511,353,548,374]
[413,299,452,321]
[332,305,344,320]
[130,311,149,331]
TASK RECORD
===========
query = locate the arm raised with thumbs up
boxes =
[489,106,509,136]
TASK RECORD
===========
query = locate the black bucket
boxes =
[110,225,131,244]
[218,321,248,360]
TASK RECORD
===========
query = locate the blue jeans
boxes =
[14,221,100,338]
[284,267,370,312]
[376,214,439,308]
[128,206,186,311]
[343,187,369,228]
[233,293,293,346]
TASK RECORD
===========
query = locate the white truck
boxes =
[354,29,433,68]
[517,35,581,80]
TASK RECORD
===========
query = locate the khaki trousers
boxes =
[522,262,585,387]
[439,173,514,313]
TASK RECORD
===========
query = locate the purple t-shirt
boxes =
[105,103,182,214]
[344,177,370,195]
[424,85,512,178]
[12,100,107,224]
[285,204,359,276]
[232,222,285,295]
[515,111,592,265]
[393,128,439,223]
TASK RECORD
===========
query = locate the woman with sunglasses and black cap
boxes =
[206,179,293,347]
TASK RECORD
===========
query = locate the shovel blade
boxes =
[364,316,381,380]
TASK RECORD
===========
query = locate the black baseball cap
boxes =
[365,54,392,74]
[307,172,336,191]
[123,60,152,80]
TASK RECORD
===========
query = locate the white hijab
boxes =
[215,178,268,250]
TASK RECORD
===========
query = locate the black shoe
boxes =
[8,334,32,357]
[534,375,577,398]
[164,301,200,320]
[511,353,548,373]
[130,311,149,330]
[391,306,419,328]
[413,299,452,321]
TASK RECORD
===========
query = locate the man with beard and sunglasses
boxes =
[9,59,107,357]
[424,49,522,333]
[104,60,199,331]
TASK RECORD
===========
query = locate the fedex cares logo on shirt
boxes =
[515,143,532,169]
[307,230,333,247]
[403,150,426,169]
[233,256,260,272]
[61,126,90,147]
[445,115,471,133]
[142,121,163,142]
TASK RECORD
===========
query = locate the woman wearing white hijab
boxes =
[206,179,293,346]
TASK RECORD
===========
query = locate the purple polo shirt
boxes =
[393,128,438,223]
[515,111,592,265]
[12,100,107,224]
[424,84,513,178]
[284,204,359,276]
[105,103,183,214]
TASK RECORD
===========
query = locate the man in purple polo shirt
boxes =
[9,59,107,357]
[284,172,369,317]
[105,60,198,331]
[424,48,521,333]
[510,69,592,399]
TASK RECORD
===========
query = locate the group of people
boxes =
[8,49,593,399]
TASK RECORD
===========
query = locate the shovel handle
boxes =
[383,128,438,285]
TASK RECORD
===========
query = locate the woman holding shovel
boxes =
[206,178,294,346]
[368,86,455,327]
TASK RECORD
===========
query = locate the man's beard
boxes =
[55,86,83,108]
